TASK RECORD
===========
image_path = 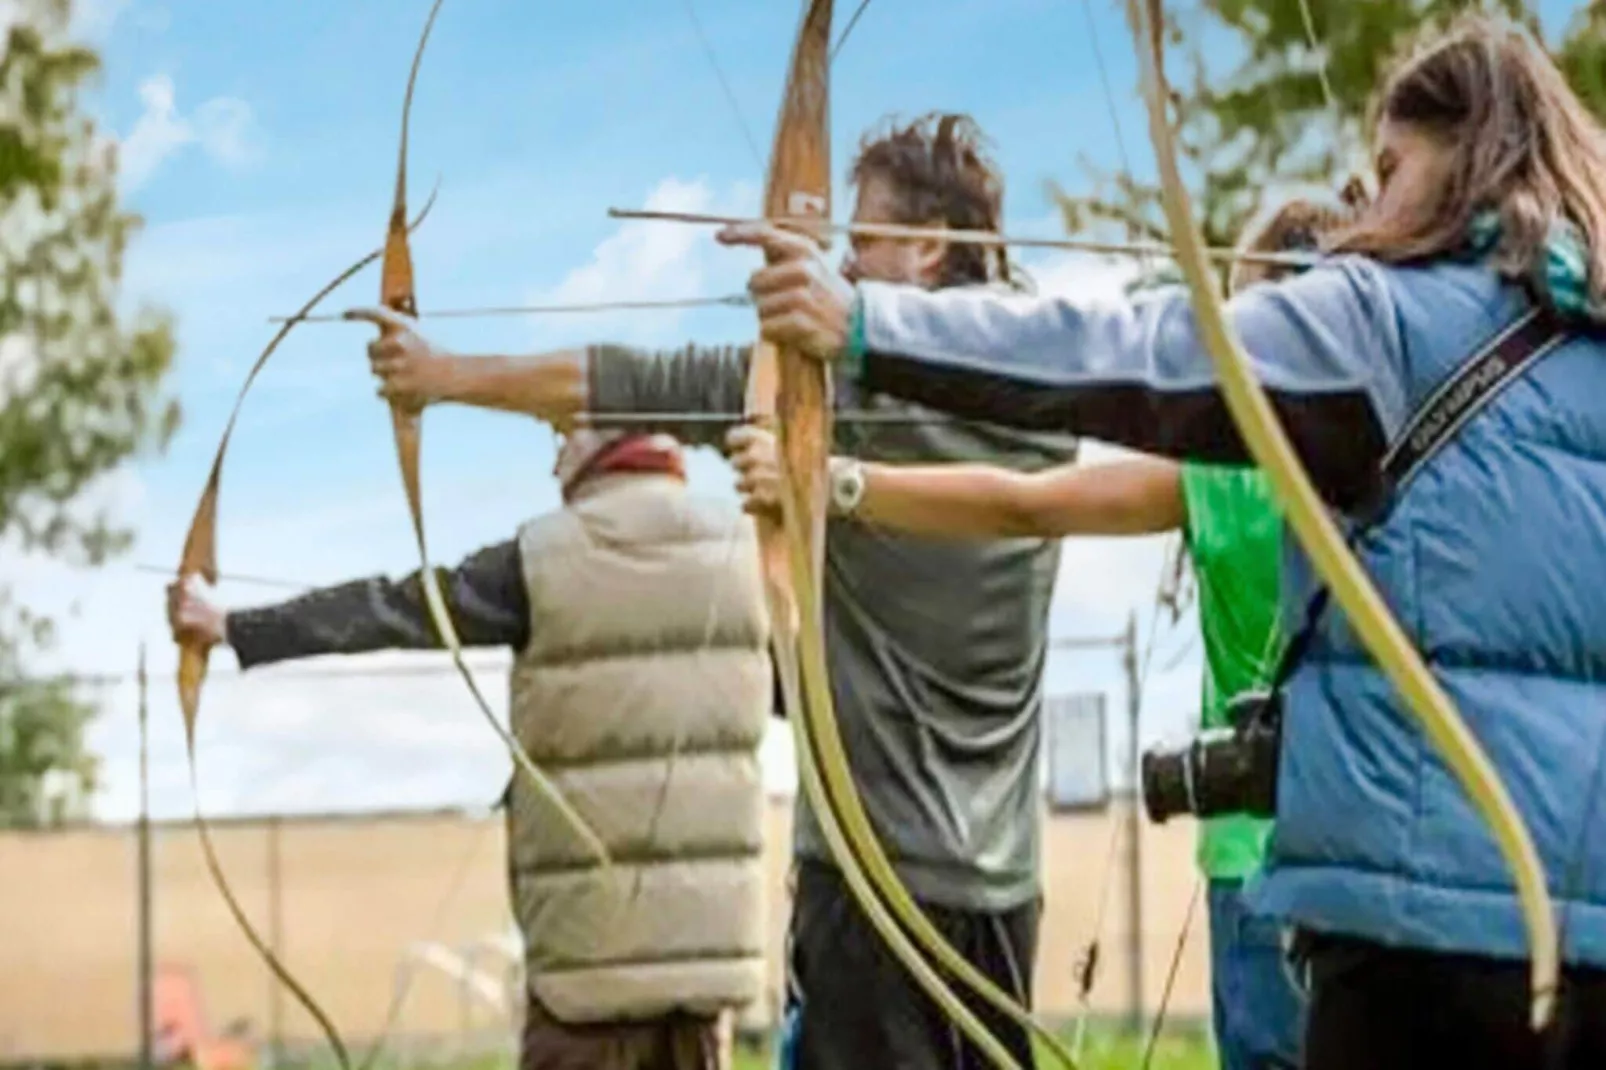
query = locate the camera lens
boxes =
[1140,747,1191,824]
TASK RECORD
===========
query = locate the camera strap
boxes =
[1268,302,1570,692]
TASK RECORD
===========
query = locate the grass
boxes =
[728,1026,1219,1070]
[317,1023,1219,1070]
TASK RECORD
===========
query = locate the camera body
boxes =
[1140,688,1282,824]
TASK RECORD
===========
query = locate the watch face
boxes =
[838,465,864,512]
[829,462,860,515]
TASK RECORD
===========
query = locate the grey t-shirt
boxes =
[588,340,1076,911]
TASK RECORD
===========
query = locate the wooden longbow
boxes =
[174,4,607,1063]
[744,3,1087,1067]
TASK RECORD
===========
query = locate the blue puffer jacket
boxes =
[1259,263,1606,968]
[844,256,1606,968]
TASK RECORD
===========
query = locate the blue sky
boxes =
[23,0,1589,822]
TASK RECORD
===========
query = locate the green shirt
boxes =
[1179,463,1284,881]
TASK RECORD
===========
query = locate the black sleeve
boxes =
[225,540,530,669]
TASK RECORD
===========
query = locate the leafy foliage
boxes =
[1557,1,1606,120]
[0,0,180,826]
[1053,0,1562,282]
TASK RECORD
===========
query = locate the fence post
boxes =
[136,642,154,1070]
[1122,612,1145,1036]
[268,814,284,1066]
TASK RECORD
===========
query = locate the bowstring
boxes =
[1138,875,1203,1070]
[676,0,765,170]
[354,817,498,1070]
[830,0,875,62]
[613,0,827,941]
[1066,2,1176,1059]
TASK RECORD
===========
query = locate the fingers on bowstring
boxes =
[342,305,418,334]
[717,221,819,261]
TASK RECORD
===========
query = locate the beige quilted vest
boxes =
[507,473,771,1024]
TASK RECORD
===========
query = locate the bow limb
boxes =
[372,0,610,869]
[173,178,440,1070]
[1126,0,1559,1030]
[748,4,1077,1066]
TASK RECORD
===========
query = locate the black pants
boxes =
[1302,933,1606,1070]
[784,859,1039,1070]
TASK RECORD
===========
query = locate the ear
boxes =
[912,234,948,283]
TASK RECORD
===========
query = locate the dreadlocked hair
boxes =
[850,111,1013,287]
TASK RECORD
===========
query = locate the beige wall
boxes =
[0,800,1210,1061]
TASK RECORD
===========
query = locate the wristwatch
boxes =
[828,457,866,518]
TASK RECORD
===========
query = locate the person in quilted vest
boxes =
[168,429,771,1070]
[352,113,1079,1070]
[720,13,1606,1070]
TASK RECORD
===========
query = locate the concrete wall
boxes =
[0,800,1210,1061]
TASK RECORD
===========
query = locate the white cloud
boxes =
[1022,249,1139,302]
[191,96,258,168]
[525,176,760,347]
[119,74,261,193]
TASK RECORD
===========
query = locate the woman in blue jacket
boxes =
[722,14,1606,1070]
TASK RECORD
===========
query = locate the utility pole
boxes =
[1047,626,1147,1035]
[1121,612,1145,1036]
[136,642,153,1070]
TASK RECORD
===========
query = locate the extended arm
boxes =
[852,455,1184,539]
[175,541,531,670]
[368,319,753,448]
[849,260,1408,507]
[419,349,589,424]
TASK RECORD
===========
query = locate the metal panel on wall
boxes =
[1045,691,1109,811]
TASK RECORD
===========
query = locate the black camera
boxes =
[1140,688,1282,824]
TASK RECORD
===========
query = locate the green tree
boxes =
[1056,0,1534,283]
[1557,1,1606,120]
[0,0,179,826]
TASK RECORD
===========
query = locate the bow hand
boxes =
[722,222,854,363]
[727,424,784,517]
[344,305,454,411]
[167,575,227,651]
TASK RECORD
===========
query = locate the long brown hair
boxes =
[850,112,1010,287]
[1329,14,1606,306]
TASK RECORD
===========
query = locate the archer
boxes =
[721,15,1606,1070]
[355,112,1076,1070]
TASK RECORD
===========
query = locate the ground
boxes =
[727,1026,1219,1069]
